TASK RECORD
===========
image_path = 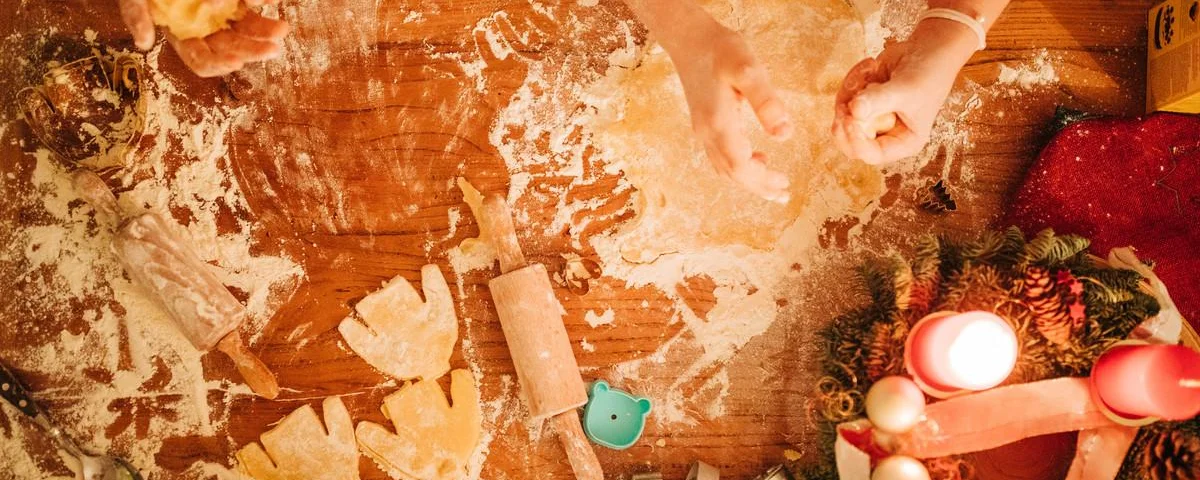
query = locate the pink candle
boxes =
[1091,344,1200,420]
[905,311,1019,395]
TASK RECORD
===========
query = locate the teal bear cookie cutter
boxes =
[582,380,652,450]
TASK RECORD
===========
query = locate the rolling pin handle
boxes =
[70,169,122,223]
[551,411,604,480]
[217,333,281,400]
[480,195,527,274]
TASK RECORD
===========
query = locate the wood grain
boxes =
[0,0,1150,479]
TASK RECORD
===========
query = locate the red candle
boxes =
[905,311,1019,396]
[1091,343,1200,421]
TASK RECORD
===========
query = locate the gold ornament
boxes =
[865,376,926,434]
[18,53,144,167]
[872,455,931,480]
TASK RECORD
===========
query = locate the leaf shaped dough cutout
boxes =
[338,264,457,381]
[236,397,359,480]
[355,369,482,480]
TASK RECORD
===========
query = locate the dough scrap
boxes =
[590,0,883,262]
[149,0,241,40]
[339,264,457,382]
[447,177,497,273]
[355,369,482,480]
[236,397,359,480]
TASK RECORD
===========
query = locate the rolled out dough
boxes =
[149,0,241,40]
[355,369,482,480]
[590,0,883,262]
[236,397,360,480]
[338,264,458,382]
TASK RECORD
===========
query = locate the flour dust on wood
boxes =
[483,0,887,430]
[0,43,303,478]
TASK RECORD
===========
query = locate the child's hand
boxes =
[666,21,794,203]
[166,10,288,77]
[831,20,977,165]
[118,0,289,77]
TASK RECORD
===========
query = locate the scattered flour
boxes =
[402,10,424,24]
[0,45,303,479]
[997,49,1060,90]
[482,0,894,427]
[583,309,615,328]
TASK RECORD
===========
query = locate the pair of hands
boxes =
[671,19,971,201]
[117,0,289,77]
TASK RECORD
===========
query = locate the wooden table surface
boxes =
[0,0,1149,479]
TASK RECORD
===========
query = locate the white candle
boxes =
[906,311,1019,395]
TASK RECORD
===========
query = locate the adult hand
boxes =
[667,21,794,203]
[117,0,289,77]
[831,20,977,165]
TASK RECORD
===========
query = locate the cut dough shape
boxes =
[447,177,498,273]
[589,0,883,262]
[149,0,241,39]
[339,264,457,382]
[355,369,482,480]
[236,397,359,480]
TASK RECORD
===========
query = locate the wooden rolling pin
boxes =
[72,170,280,399]
[480,195,603,480]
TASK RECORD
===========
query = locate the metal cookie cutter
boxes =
[687,461,719,480]
[18,51,146,167]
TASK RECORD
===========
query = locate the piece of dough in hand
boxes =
[236,397,360,480]
[149,0,242,39]
[356,369,482,480]
[338,265,458,382]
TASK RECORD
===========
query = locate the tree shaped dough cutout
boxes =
[356,369,482,480]
[236,397,359,480]
[339,264,457,381]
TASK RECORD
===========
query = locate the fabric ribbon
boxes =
[834,378,1111,479]
[835,421,874,480]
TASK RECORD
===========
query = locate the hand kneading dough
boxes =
[338,265,458,382]
[236,397,360,480]
[149,0,241,39]
[590,0,883,262]
[356,369,482,480]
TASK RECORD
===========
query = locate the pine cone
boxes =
[1143,430,1200,480]
[1022,267,1075,345]
[1023,266,1054,298]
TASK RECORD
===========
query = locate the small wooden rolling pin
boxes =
[73,170,280,399]
[480,195,603,480]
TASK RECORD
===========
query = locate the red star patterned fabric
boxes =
[1004,113,1200,332]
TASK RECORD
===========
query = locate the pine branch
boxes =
[1020,229,1058,267]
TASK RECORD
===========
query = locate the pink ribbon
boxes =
[833,379,1113,478]
[895,378,1113,458]
[1065,425,1137,479]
